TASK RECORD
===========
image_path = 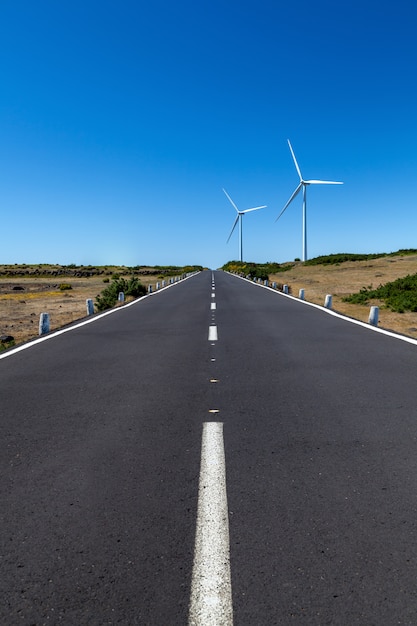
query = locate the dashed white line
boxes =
[208,326,218,341]
[210,303,216,310]
[188,422,233,625]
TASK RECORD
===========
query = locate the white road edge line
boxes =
[189,422,233,626]
[208,326,218,341]
[0,272,200,360]
[226,272,417,346]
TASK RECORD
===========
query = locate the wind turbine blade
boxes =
[222,188,239,213]
[242,205,267,214]
[305,179,343,185]
[287,139,303,181]
[226,215,239,243]
[275,184,302,222]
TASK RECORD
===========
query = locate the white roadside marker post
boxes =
[86,299,94,315]
[324,294,332,309]
[118,292,125,302]
[369,306,379,326]
[283,284,289,294]
[299,288,305,300]
[39,313,50,336]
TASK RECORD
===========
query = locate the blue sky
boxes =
[1,0,416,268]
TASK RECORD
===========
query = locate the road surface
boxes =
[1,270,417,624]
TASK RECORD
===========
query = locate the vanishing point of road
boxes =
[1,270,417,624]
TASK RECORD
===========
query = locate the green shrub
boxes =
[304,253,387,266]
[95,276,146,311]
[221,260,288,281]
[304,249,417,267]
[59,283,72,291]
[0,338,15,351]
[343,273,417,313]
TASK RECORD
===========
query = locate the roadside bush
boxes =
[0,337,15,351]
[95,276,146,311]
[343,273,417,313]
[59,283,72,291]
[304,249,417,267]
[221,260,287,281]
[304,253,387,266]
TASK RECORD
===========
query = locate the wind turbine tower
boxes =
[223,188,266,262]
[276,140,343,261]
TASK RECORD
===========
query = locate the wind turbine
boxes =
[223,188,266,262]
[276,140,343,261]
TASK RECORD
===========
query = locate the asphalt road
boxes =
[1,270,417,625]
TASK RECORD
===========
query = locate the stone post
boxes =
[86,299,94,315]
[39,313,50,336]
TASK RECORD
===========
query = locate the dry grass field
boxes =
[1,254,417,348]
[269,253,417,339]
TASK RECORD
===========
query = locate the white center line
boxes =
[210,303,216,310]
[188,422,233,625]
[211,293,215,298]
[208,326,218,341]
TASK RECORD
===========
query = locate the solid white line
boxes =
[225,272,417,346]
[208,326,218,341]
[0,273,200,360]
[210,303,216,310]
[189,422,233,626]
